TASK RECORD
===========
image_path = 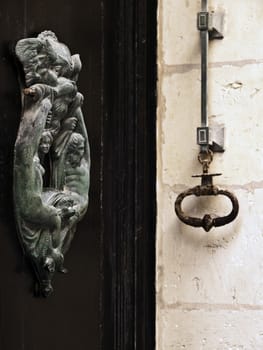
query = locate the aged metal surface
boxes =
[175,1,238,231]
[175,148,239,231]
[14,31,90,297]
[197,0,224,152]
[175,173,239,232]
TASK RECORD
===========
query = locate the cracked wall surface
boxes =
[157,1,263,349]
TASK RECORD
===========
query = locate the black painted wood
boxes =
[0,1,102,349]
[103,0,156,348]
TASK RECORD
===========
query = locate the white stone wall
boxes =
[157,1,263,349]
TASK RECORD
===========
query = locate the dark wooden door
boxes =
[0,0,102,349]
[0,0,156,349]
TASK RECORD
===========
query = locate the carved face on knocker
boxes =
[66,133,85,168]
[15,30,75,87]
[39,131,53,155]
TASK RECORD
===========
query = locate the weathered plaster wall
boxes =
[157,1,263,349]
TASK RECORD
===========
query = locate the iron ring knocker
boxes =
[174,1,239,231]
[175,181,239,232]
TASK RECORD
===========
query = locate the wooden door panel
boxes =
[0,1,101,349]
[0,0,156,349]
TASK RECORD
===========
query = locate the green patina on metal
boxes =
[14,31,90,297]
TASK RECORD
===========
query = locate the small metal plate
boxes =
[197,12,209,31]
[197,127,209,145]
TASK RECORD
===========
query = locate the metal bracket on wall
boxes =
[208,11,224,40]
[174,0,239,232]
[197,123,225,153]
[197,8,225,152]
[197,10,224,40]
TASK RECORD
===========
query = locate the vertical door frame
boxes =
[102,0,157,348]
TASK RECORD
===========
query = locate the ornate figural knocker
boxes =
[175,1,239,231]
[14,31,90,296]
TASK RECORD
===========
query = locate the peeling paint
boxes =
[225,81,243,89]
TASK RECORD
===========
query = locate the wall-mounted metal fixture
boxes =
[14,31,90,296]
[175,0,239,232]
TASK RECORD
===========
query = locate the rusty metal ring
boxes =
[175,185,239,232]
